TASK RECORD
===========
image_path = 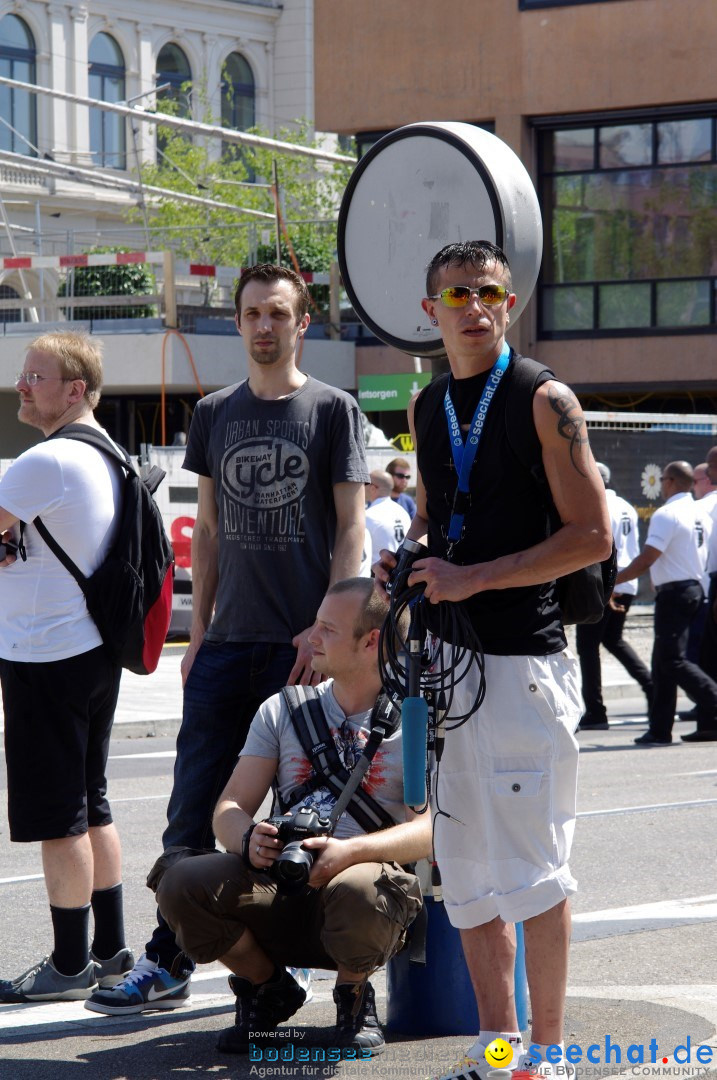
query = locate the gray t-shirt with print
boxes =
[241,680,407,840]
[183,376,369,644]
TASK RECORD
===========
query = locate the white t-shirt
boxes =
[0,434,122,661]
[241,679,407,839]
[646,492,711,588]
[607,488,640,597]
[365,496,411,566]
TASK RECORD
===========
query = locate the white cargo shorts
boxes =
[432,648,581,928]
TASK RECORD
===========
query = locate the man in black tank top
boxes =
[374,241,611,1080]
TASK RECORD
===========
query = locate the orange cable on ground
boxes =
[160,329,205,446]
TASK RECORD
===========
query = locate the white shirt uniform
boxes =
[365,496,411,566]
[646,491,711,589]
[607,488,641,598]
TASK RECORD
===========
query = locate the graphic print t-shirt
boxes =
[183,376,369,643]
[241,680,406,839]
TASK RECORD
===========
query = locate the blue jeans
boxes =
[146,640,296,970]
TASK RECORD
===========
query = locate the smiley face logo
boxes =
[485,1039,515,1069]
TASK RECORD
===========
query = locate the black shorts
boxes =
[1,646,122,842]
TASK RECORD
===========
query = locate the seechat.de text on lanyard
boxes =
[443,342,511,562]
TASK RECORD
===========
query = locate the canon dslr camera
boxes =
[265,804,333,894]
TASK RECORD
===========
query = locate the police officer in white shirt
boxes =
[365,470,411,567]
[616,460,717,745]
[576,463,653,730]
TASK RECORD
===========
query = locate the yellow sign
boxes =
[392,433,414,452]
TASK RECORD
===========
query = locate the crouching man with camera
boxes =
[154,577,431,1056]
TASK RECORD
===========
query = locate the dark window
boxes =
[156,43,192,116]
[156,43,192,154]
[221,53,254,133]
[521,0,627,9]
[89,33,126,169]
[537,109,717,337]
[0,14,37,155]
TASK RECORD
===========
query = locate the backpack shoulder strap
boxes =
[279,685,398,833]
[32,424,134,589]
[48,424,136,475]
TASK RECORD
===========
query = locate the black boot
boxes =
[217,967,306,1054]
[333,980,385,1056]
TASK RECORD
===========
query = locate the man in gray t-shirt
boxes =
[155,578,430,1057]
[86,265,369,1017]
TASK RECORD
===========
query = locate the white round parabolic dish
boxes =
[337,122,543,358]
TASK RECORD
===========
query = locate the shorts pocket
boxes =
[488,768,556,876]
[493,770,544,798]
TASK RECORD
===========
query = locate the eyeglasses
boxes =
[15,372,72,387]
[428,284,511,308]
[391,472,411,480]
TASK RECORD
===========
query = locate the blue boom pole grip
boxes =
[402,696,428,806]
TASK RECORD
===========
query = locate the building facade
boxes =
[314,0,717,413]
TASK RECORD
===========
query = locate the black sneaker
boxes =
[634,731,672,746]
[333,980,385,1056]
[217,967,306,1054]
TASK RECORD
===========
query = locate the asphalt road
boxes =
[1,688,717,1080]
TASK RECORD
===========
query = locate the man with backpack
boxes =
[374,241,612,1080]
[86,263,369,1015]
[154,577,430,1057]
[0,331,133,1002]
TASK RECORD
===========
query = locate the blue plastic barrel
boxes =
[386,897,528,1036]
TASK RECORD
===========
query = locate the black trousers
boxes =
[649,582,717,738]
[576,595,653,721]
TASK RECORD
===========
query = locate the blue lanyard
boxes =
[443,343,511,555]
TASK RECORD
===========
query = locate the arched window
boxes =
[0,284,23,324]
[222,53,255,132]
[156,43,192,118]
[0,15,37,156]
[89,33,126,169]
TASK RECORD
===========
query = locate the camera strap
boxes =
[278,685,400,834]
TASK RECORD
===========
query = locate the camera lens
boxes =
[272,841,314,895]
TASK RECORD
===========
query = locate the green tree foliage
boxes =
[57,250,156,320]
[130,97,355,286]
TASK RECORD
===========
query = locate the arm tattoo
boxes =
[548,384,588,477]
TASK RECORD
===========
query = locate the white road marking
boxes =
[108,751,177,760]
[0,874,44,885]
[573,894,717,941]
[0,968,338,1035]
[579,798,717,817]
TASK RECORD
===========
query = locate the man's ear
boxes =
[421,297,436,323]
[507,292,517,312]
[364,627,381,653]
[234,312,242,335]
[297,312,310,337]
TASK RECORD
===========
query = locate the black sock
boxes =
[50,904,91,976]
[90,883,126,960]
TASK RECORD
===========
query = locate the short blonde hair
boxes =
[28,330,104,410]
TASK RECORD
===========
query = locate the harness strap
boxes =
[279,685,399,834]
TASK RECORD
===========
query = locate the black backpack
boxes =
[28,425,174,674]
[506,356,617,625]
